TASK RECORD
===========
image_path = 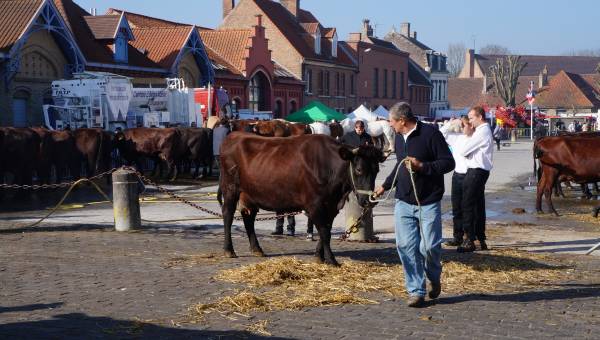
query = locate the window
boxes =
[289,100,297,114]
[373,68,379,98]
[438,81,441,101]
[332,32,338,58]
[315,29,321,55]
[335,72,340,96]
[383,69,388,98]
[341,73,346,96]
[350,74,355,95]
[114,34,128,63]
[305,69,313,94]
[318,70,324,95]
[324,71,330,96]
[249,72,268,112]
[392,71,397,99]
[400,72,405,99]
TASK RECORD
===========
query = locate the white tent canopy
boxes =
[373,105,389,119]
[347,104,379,121]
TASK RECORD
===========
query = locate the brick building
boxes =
[385,23,447,117]
[450,49,600,114]
[220,0,358,113]
[343,19,410,111]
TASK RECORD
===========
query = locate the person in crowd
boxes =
[341,120,373,147]
[492,123,504,151]
[440,117,470,247]
[212,117,230,174]
[374,102,455,308]
[458,106,494,253]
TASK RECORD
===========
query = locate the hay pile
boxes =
[190,249,576,319]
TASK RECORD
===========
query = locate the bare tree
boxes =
[596,62,600,73]
[446,42,466,78]
[564,49,600,57]
[489,55,527,107]
[479,44,511,55]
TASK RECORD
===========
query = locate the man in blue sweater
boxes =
[374,102,455,308]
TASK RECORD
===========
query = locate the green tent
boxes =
[285,101,347,123]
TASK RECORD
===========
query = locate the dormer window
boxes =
[314,28,321,55]
[332,32,338,58]
[114,30,128,63]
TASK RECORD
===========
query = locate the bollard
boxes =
[345,193,374,241]
[112,168,141,231]
[510,129,517,142]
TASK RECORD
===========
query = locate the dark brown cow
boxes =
[31,127,80,183]
[115,128,183,180]
[176,127,213,178]
[535,136,600,215]
[230,119,257,133]
[329,121,344,140]
[288,122,311,136]
[254,120,290,137]
[0,127,40,186]
[73,128,113,179]
[219,133,385,265]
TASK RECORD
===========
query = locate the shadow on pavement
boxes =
[0,303,64,314]
[437,286,600,304]
[0,312,290,340]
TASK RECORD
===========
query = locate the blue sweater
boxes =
[382,121,455,205]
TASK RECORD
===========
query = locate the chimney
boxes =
[348,32,362,42]
[223,0,235,19]
[400,22,410,37]
[482,76,488,94]
[539,65,548,88]
[411,31,417,40]
[466,49,475,78]
[281,0,300,18]
[362,19,373,38]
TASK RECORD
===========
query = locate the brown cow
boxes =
[0,127,40,187]
[31,127,80,183]
[329,121,344,140]
[219,133,385,265]
[115,128,183,180]
[73,128,114,180]
[254,120,290,137]
[176,127,213,178]
[230,119,257,133]
[535,136,600,215]
[288,122,311,136]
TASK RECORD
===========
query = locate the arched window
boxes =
[249,72,269,112]
[12,89,30,127]
[274,99,283,118]
[314,29,321,55]
[289,100,297,114]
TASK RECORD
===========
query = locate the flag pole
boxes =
[530,102,533,140]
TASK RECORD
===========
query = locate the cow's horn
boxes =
[352,148,359,155]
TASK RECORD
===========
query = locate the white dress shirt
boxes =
[460,123,494,171]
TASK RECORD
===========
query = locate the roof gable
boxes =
[0,0,44,53]
[130,26,193,69]
[475,54,600,77]
[199,28,253,75]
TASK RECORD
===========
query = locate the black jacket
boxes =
[382,121,455,205]
[341,131,373,147]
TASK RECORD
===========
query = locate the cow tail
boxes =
[94,130,104,174]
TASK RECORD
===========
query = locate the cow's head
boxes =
[339,145,386,207]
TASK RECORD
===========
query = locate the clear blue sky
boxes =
[76,0,599,55]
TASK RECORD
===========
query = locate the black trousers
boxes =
[494,138,501,150]
[462,168,490,241]
[275,216,296,230]
[451,172,466,241]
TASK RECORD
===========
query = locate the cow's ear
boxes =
[339,146,355,161]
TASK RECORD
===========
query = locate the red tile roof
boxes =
[82,15,120,40]
[199,29,253,75]
[449,72,600,110]
[53,0,158,69]
[252,0,354,67]
[0,0,43,53]
[475,54,600,77]
[300,23,320,35]
[129,26,193,69]
[107,8,211,30]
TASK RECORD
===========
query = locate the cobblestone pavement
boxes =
[1,140,600,339]
[1,224,599,339]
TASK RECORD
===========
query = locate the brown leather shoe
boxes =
[429,281,441,299]
[457,240,476,253]
[406,296,425,308]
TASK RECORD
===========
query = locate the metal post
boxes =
[345,194,374,241]
[530,103,534,140]
[112,168,141,231]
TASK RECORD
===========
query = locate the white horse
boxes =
[341,118,395,152]
[309,122,331,136]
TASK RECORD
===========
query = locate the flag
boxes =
[526,80,536,105]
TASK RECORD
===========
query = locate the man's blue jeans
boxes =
[394,199,443,297]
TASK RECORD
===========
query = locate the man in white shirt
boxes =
[458,106,494,252]
[440,117,470,247]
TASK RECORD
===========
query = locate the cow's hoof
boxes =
[252,249,266,257]
[224,250,238,258]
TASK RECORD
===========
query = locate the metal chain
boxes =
[0,168,118,190]
[125,166,303,222]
